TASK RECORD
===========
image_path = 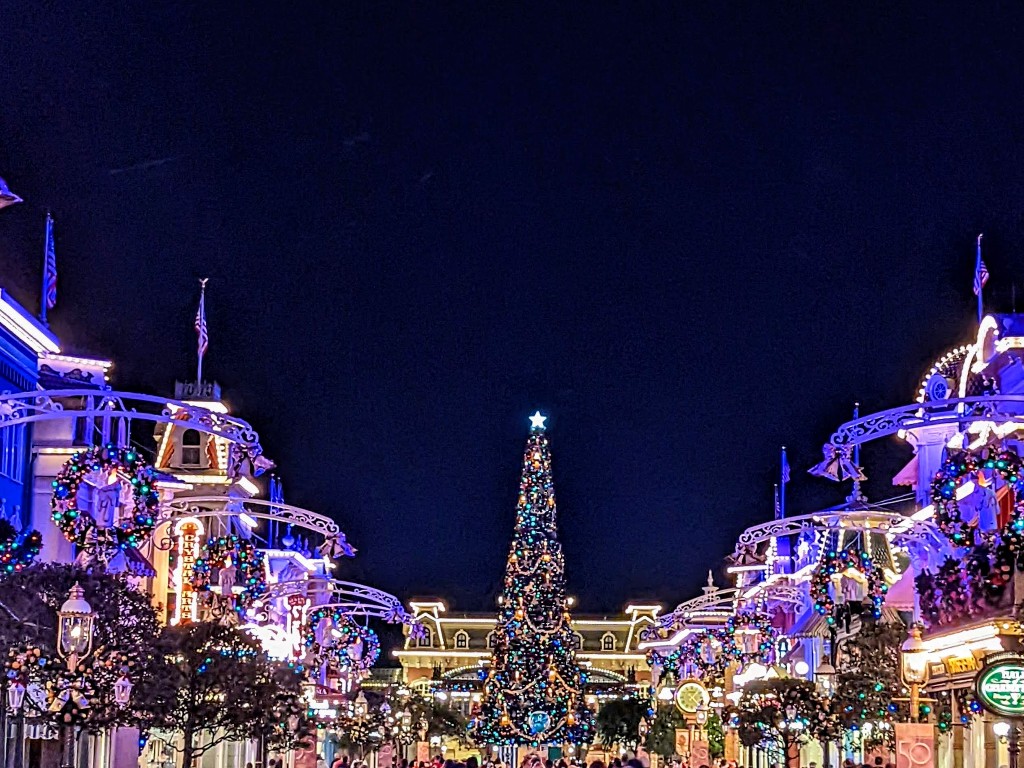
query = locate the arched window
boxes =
[181,429,202,466]
[454,631,469,649]
[572,632,584,650]
[601,633,616,651]
[417,627,433,648]
[487,632,497,648]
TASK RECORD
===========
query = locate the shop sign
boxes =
[975,653,1024,717]
[944,654,978,675]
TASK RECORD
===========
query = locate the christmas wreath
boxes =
[648,629,731,682]
[303,607,381,671]
[811,548,887,621]
[191,534,268,612]
[50,445,159,549]
[724,611,778,667]
[0,519,42,576]
[932,448,1024,547]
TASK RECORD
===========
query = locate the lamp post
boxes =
[354,691,368,721]
[815,658,837,768]
[8,676,26,768]
[56,584,95,768]
[901,625,929,723]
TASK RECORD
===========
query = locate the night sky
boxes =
[2,3,1024,615]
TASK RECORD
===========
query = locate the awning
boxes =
[893,455,919,487]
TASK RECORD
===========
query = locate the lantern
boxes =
[113,675,133,707]
[57,583,95,666]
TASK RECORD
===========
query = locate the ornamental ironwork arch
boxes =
[159,496,340,538]
[641,583,805,645]
[0,388,264,456]
[257,577,414,623]
[731,510,946,559]
[823,395,1024,451]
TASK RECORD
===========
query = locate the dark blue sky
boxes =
[2,3,1024,612]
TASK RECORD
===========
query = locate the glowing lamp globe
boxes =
[6,680,25,711]
[900,625,929,686]
[113,675,133,707]
[57,583,95,660]
[354,691,368,719]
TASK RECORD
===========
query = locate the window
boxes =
[487,632,497,648]
[601,633,616,651]
[454,631,469,649]
[181,429,202,466]
[0,425,24,482]
[417,628,433,648]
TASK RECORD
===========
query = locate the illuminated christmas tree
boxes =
[473,412,593,746]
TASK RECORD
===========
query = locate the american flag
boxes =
[43,214,57,310]
[974,255,990,296]
[781,448,791,484]
[195,279,209,358]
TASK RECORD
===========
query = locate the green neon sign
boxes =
[977,661,1024,717]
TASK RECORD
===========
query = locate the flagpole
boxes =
[780,446,787,519]
[977,234,984,325]
[196,278,208,384]
[853,402,860,468]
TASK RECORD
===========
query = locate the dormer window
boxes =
[601,633,616,651]
[181,429,202,466]
[417,628,433,648]
[454,631,469,649]
[487,632,497,648]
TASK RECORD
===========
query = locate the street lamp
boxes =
[815,658,836,694]
[113,674,133,708]
[656,671,676,703]
[56,584,95,768]
[901,625,929,723]
[815,657,837,768]
[354,691,368,720]
[57,584,95,671]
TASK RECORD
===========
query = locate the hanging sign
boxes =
[975,652,1024,717]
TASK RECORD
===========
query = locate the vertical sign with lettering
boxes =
[894,722,934,768]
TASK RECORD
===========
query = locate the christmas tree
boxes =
[473,412,593,746]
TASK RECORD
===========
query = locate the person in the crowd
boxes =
[466,757,479,768]
[588,761,605,768]
[316,755,327,768]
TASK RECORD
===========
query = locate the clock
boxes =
[674,681,710,714]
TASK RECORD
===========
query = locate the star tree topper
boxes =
[529,411,547,430]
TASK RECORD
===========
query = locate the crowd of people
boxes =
[323,750,899,768]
